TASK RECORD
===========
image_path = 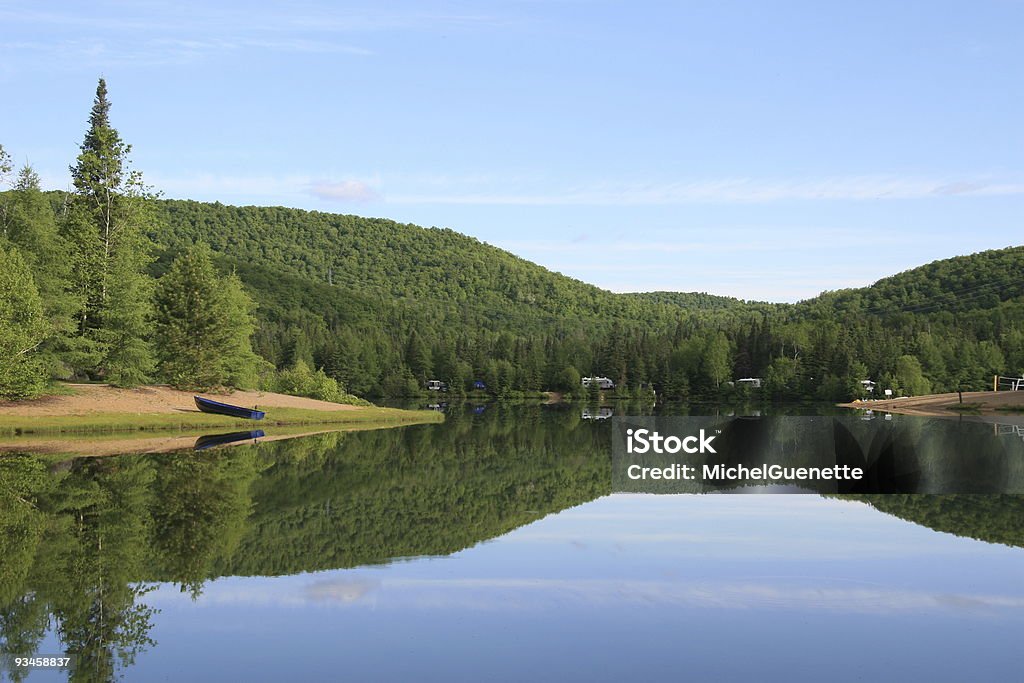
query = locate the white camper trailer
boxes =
[581,376,615,390]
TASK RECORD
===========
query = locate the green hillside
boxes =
[7,188,1023,401]
[145,198,1024,400]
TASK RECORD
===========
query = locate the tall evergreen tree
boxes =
[63,78,155,385]
[154,244,262,389]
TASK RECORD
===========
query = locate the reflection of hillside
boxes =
[0,405,609,587]
[217,411,610,576]
[840,495,1024,549]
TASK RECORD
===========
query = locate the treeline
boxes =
[150,193,1024,401]
[3,78,1023,401]
[144,193,1024,403]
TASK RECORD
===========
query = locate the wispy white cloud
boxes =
[86,171,1024,209]
[2,36,373,68]
[308,179,381,202]
[0,4,514,69]
[0,4,508,34]
[493,228,949,256]
[387,175,1024,206]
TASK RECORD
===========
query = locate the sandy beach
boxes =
[0,383,361,417]
[838,390,1024,417]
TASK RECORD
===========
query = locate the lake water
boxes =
[2,403,1023,681]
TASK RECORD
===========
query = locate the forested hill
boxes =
[802,246,1024,316]
[15,187,1024,400]
[143,199,1022,400]
[150,199,684,323]
[150,198,1022,322]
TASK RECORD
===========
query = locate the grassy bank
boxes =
[0,405,443,436]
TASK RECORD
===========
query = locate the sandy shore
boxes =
[838,390,1024,417]
[0,383,360,417]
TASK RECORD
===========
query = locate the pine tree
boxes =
[219,271,268,388]
[154,245,262,389]
[0,244,49,398]
[63,78,155,385]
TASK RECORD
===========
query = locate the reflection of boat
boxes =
[194,430,265,451]
[194,396,266,420]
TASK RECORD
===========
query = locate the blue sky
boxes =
[2,0,1021,301]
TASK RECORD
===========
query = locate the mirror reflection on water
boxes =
[1,403,1023,682]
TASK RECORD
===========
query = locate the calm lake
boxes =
[2,403,1023,682]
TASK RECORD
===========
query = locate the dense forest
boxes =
[2,78,1022,401]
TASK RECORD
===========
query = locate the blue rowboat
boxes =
[194,396,266,420]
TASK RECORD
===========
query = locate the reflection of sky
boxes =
[35,495,1024,682]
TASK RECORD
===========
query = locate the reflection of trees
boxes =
[5,407,1019,681]
[50,458,157,683]
[222,408,610,575]
[0,406,612,680]
[0,455,161,682]
[150,451,260,597]
[841,494,1024,548]
[0,455,57,683]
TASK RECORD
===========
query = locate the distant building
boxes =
[736,378,762,389]
[581,376,615,390]
[426,379,447,391]
[860,379,876,393]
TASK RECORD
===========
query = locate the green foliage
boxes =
[143,191,1024,400]
[154,244,263,389]
[703,332,731,388]
[265,360,366,404]
[843,495,1024,548]
[0,244,48,399]
[62,79,156,386]
[555,365,581,392]
[894,354,930,396]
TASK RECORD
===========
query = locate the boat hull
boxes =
[194,396,266,420]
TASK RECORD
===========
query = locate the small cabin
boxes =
[736,377,762,389]
[581,376,615,390]
[426,379,447,391]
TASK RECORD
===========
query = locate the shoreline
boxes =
[0,383,443,436]
[838,390,1024,417]
[0,423,408,458]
